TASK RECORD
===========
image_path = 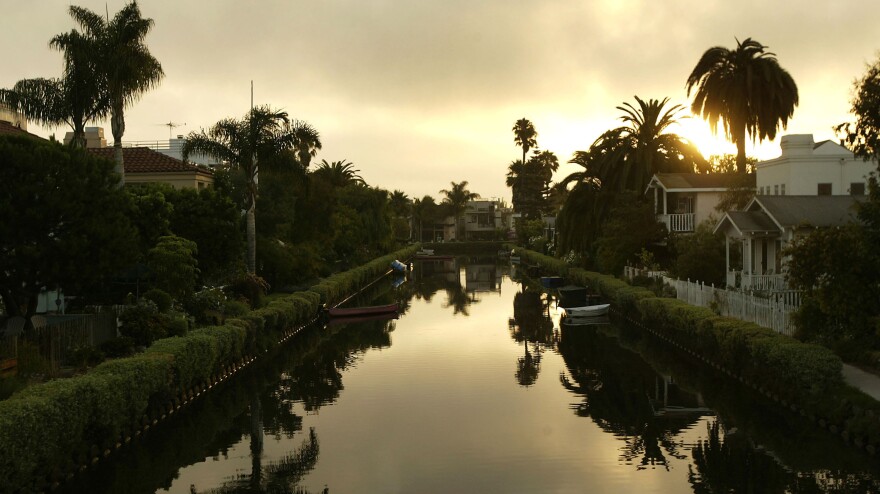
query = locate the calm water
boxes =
[70,258,880,493]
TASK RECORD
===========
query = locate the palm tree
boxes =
[389,190,411,218]
[67,1,165,181]
[512,118,538,166]
[583,96,705,192]
[507,150,559,219]
[183,106,306,274]
[312,159,365,187]
[686,37,798,173]
[0,30,108,148]
[439,181,478,240]
[411,195,439,242]
[290,119,322,168]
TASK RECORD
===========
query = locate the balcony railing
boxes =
[659,213,695,233]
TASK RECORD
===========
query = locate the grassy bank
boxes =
[0,244,420,492]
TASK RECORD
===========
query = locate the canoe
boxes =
[563,303,610,317]
[327,303,399,318]
[328,311,399,326]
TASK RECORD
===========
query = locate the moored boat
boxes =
[540,276,565,288]
[563,303,610,317]
[327,303,399,318]
[562,314,611,326]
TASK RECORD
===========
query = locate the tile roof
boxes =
[87,147,212,175]
[653,173,755,190]
[0,120,43,139]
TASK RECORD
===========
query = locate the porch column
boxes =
[725,236,730,275]
[662,190,668,215]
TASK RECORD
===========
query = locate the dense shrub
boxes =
[143,288,173,313]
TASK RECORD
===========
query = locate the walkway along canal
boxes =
[62,255,878,493]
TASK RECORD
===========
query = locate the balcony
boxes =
[659,213,695,233]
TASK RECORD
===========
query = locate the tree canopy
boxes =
[687,37,798,173]
[0,135,136,318]
[836,53,880,161]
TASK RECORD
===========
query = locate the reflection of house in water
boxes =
[465,263,500,293]
[649,375,713,418]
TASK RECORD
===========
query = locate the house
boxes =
[713,134,872,291]
[714,195,860,290]
[645,173,755,234]
[0,105,41,139]
[56,127,213,189]
[88,146,214,190]
[755,134,874,197]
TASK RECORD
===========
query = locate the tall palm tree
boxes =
[1,30,108,148]
[312,159,365,187]
[512,118,538,167]
[439,181,478,240]
[584,96,705,192]
[289,119,322,168]
[686,37,798,173]
[67,1,165,181]
[183,106,305,274]
[411,195,439,242]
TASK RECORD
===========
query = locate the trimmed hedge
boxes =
[0,243,419,491]
[517,247,880,452]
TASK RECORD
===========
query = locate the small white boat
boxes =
[563,303,610,317]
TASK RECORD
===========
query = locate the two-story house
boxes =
[713,134,872,290]
[646,173,755,234]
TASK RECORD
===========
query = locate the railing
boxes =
[625,266,801,336]
[726,270,788,291]
[659,213,695,233]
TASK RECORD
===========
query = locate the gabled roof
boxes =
[0,120,43,139]
[715,195,862,236]
[88,147,212,176]
[646,173,755,193]
[751,195,860,229]
[715,210,779,236]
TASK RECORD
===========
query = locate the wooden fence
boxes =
[624,266,801,336]
[1,312,119,376]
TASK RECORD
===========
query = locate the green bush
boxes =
[143,288,173,313]
[99,336,135,358]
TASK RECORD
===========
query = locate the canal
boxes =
[67,257,880,493]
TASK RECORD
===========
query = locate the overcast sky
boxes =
[3,1,878,201]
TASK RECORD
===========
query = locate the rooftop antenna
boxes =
[157,121,186,139]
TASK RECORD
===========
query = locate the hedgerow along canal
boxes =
[67,258,879,493]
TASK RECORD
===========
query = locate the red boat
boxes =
[326,303,399,318]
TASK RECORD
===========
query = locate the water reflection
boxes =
[558,325,704,470]
[509,289,556,387]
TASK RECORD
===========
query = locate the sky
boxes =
[2,0,879,202]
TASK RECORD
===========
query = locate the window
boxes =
[817,183,832,196]
[781,184,785,196]
[774,185,779,195]
[851,182,866,196]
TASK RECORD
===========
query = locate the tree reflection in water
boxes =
[558,325,697,470]
[510,289,556,387]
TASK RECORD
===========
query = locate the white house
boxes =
[646,173,755,233]
[714,195,860,290]
[756,134,873,196]
[713,133,872,291]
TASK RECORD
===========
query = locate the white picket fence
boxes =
[624,266,800,336]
